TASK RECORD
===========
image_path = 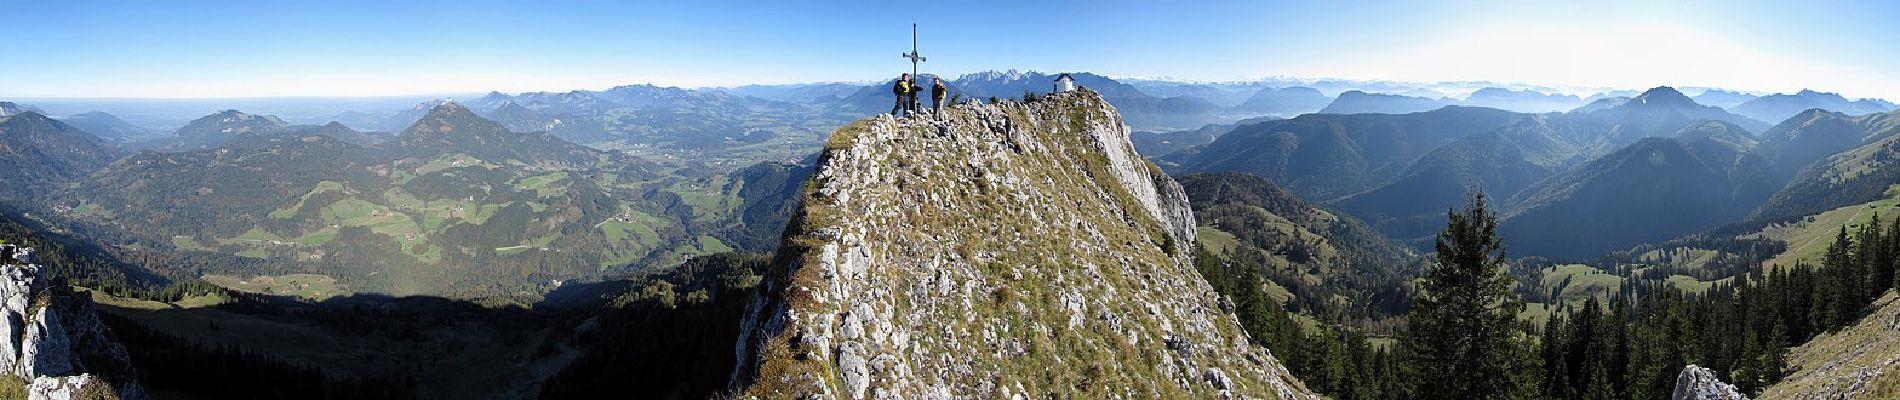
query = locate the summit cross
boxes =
[901,23,926,78]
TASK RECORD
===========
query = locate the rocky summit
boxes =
[731,89,1313,399]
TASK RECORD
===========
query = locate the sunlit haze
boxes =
[4,0,1896,99]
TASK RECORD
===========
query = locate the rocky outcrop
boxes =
[0,244,143,400]
[733,90,1314,399]
[1673,364,1747,400]
[29,374,100,400]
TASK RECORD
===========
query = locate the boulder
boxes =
[1673,364,1747,400]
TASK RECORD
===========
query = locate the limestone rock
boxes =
[22,306,73,377]
[1673,364,1747,400]
[0,244,144,399]
[28,374,97,400]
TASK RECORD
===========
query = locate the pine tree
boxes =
[1890,214,1900,294]
[1540,316,1571,400]
[1583,360,1614,400]
[1234,261,1275,340]
[1301,330,1344,394]
[1405,193,1535,399]
[1608,296,1631,399]
[1567,297,1604,398]
[1868,214,1896,297]
[1815,228,1851,329]
[1731,325,1761,393]
[1761,321,1789,389]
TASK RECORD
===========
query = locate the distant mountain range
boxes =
[1732,89,1896,125]
[1122,79,1265,108]
[1163,105,1524,199]
[367,86,824,154]
[718,82,865,104]
[1231,86,1332,117]
[1498,121,1776,258]
[1750,108,1900,222]
[58,102,772,294]
[154,109,290,151]
[1461,87,1584,113]
[0,101,45,117]
[1691,89,1759,109]
[1318,90,1450,114]
[835,70,1225,131]
[0,112,115,203]
[1170,86,1840,257]
[54,111,162,143]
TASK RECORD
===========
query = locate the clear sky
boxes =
[4,0,1897,99]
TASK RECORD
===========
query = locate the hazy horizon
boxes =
[5,1,1899,99]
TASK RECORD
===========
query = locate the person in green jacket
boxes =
[930,77,948,118]
[891,73,914,117]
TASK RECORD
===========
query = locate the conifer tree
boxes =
[1540,316,1570,400]
[1761,322,1789,389]
[1405,193,1535,399]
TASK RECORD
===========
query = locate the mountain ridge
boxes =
[734,90,1313,398]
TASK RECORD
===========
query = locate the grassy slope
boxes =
[1757,187,1900,269]
[1759,290,1900,399]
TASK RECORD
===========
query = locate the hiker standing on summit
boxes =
[930,77,948,119]
[891,73,915,117]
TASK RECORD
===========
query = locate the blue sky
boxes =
[4,0,1898,98]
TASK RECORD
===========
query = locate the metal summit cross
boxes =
[901,23,925,77]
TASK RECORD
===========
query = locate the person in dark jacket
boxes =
[891,73,914,117]
[930,77,948,118]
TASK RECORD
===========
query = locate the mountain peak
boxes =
[1633,86,1697,106]
[403,101,505,136]
[1791,107,1843,121]
[494,100,530,112]
[173,109,287,142]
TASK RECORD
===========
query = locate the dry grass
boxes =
[1759,290,1900,399]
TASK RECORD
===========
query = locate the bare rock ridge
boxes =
[0,244,143,400]
[732,89,1314,399]
[1673,365,1747,400]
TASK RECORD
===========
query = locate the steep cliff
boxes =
[0,244,143,400]
[732,89,1313,399]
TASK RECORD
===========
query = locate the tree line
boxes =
[102,313,414,400]
[1195,195,1900,399]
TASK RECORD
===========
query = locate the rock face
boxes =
[1673,364,1747,400]
[0,244,143,400]
[732,90,1314,399]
